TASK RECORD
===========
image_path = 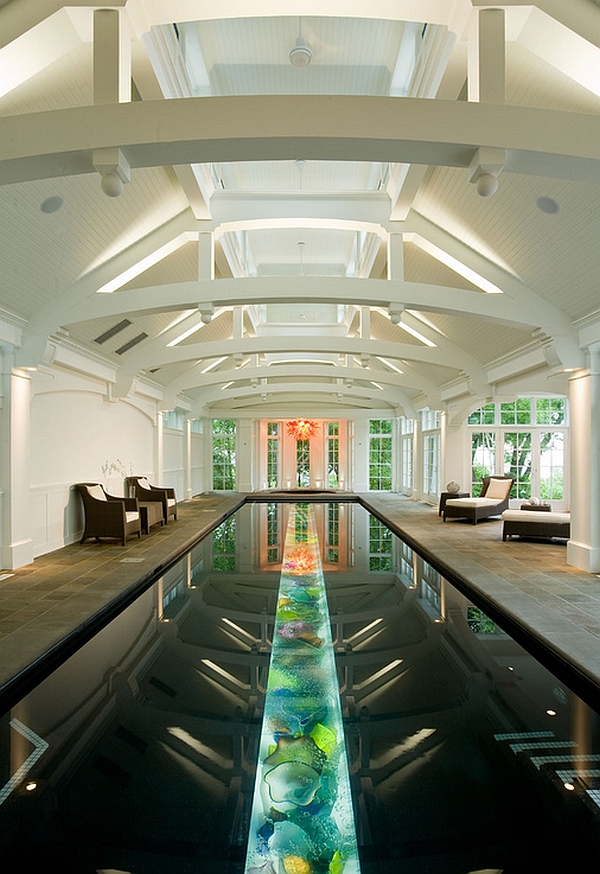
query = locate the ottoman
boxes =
[501,510,570,541]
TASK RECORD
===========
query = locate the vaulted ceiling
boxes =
[1,0,600,419]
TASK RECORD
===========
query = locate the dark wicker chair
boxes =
[76,483,141,545]
[443,475,514,524]
[126,476,177,524]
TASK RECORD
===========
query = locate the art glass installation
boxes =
[286,420,319,441]
[244,504,361,874]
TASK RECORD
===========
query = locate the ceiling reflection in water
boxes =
[1,502,600,873]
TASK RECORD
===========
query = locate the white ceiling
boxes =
[1,1,600,418]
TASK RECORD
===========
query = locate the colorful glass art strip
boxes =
[244,505,361,874]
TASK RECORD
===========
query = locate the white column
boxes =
[413,414,424,501]
[184,417,192,500]
[155,411,164,485]
[567,351,600,573]
[392,417,400,492]
[236,419,253,492]
[0,349,34,569]
[353,418,370,492]
[94,8,130,105]
[468,7,505,104]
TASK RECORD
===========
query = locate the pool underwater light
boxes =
[244,504,361,874]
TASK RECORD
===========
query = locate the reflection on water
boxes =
[1,503,600,873]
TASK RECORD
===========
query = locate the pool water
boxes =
[1,501,600,873]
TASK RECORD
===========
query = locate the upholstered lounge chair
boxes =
[443,475,514,524]
[126,476,177,524]
[76,483,141,545]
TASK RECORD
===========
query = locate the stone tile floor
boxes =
[1,492,600,704]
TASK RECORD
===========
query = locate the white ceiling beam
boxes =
[59,274,541,336]
[3,96,600,186]
[161,362,439,409]
[114,335,472,388]
[189,380,406,408]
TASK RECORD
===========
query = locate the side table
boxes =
[438,491,470,516]
[139,501,163,534]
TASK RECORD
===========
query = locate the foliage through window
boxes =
[267,422,279,488]
[212,419,236,490]
[212,515,236,571]
[327,502,339,563]
[468,398,566,502]
[267,502,279,564]
[369,419,392,490]
[327,422,339,488]
[369,515,392,571]
[296,439,310,488]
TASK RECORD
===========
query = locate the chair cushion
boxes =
[446,498,503,509]
[126,511,140,523]
[485,478,512,500]
[88,485,107,501]
[167,498,176,507]
[138,478,151,490]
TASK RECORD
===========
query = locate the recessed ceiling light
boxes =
[40,196,63,214]
[536,196,559,214]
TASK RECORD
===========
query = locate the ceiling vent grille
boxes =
[94,319,132,345]
[115,333,148,355]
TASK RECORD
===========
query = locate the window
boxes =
[296,439,310,487]
[422,433,440,497]
[540,432,564,500]
[421,410,440,498]
[326,502,339,563]
[212,419,236,490]
[212,515,236,571]
[267,422,279,488]
[369,515,392,571]
[327,422,339,488]
[369,419,392,490]
[163,409,184,430]
[294,503,309,542]
[267,502,279,564]
[471,432,496,496]
[401,418,414,493]
[468,398,567,503]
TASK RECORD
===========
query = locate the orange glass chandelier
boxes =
[286,419,318,441]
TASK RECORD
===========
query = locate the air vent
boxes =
[115,332,148,355]
[94,319,132,345]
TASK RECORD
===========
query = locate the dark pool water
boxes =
[1,502,600,873]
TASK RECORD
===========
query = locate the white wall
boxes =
[30,368,156,557]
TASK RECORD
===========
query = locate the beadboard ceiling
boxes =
[1,2,600,416]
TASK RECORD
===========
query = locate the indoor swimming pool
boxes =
[2,501,600,873]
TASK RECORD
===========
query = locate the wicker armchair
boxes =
[443,476,514,524]
[126,476,177,524]
[76,483,141,545]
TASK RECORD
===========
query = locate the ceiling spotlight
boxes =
[289,37,312,67]
[476,173,499,198]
